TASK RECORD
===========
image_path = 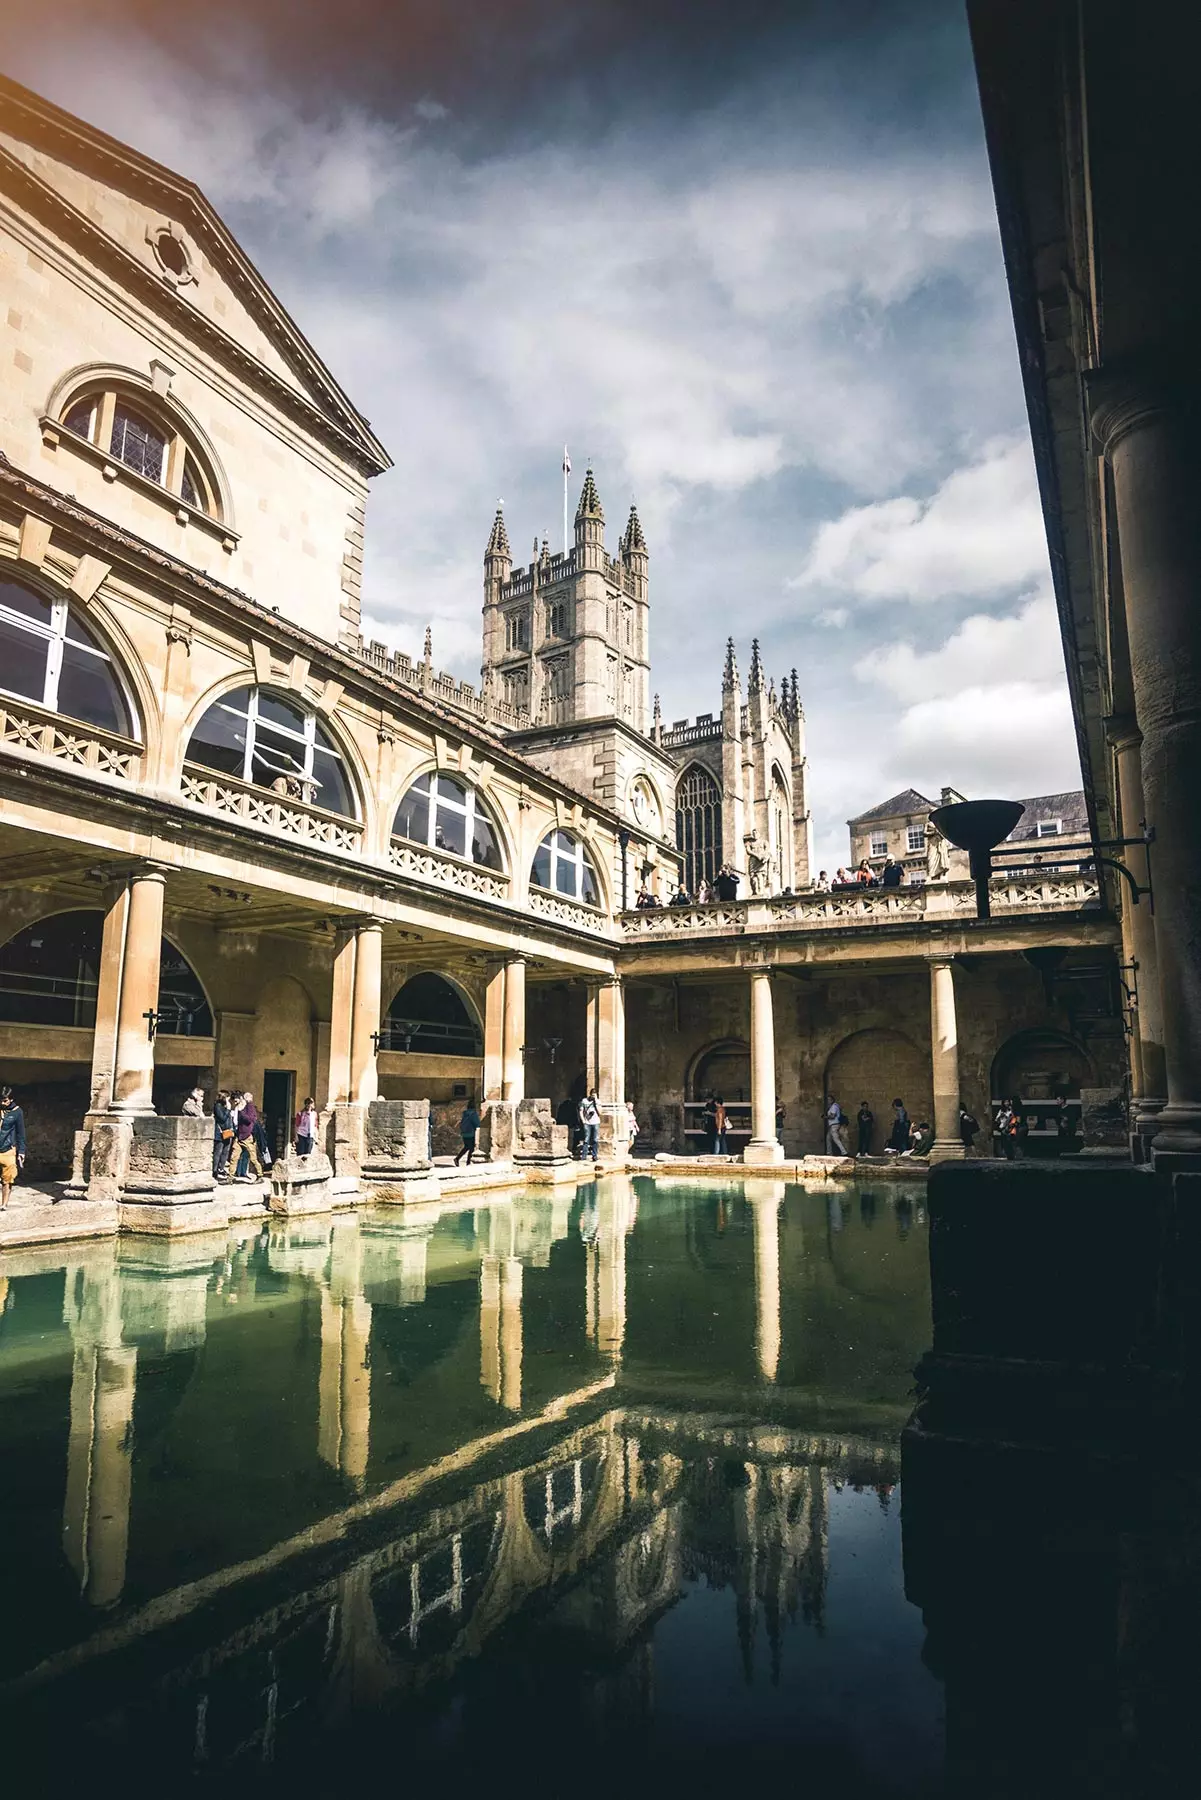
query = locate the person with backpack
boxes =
[885,1097,910,1154]
[233,1091,263,1182]
[713,1095,729,1154]
[959,1102,980,1155]
[213,1091,235,1181]
[826,1094,850,1156]
[0,1087,27,1210]
[578,1092,601,1162]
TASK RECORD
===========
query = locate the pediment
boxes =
[0,79,389,473]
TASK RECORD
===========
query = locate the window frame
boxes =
[870,834,889,859]
[906,825,926,854]
[188,686,355,817]
[0,576,134,737]
[1034,819,1063,838]
[392,771,505,872]
[531,828,601,908]
[52,383,230,537]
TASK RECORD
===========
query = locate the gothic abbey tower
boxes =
[483,467,812,898]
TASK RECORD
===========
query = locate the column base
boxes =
[1151,1103,1201,1171]
[368,1168,441,1204]
[929,1139,966,1163]
[743,1139,784,1166]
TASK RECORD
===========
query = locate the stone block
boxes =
[514,1099,573,1170]
[1080,1086,1127,1147]
[269,1146,335,1217]
[479,1100,515,1161]
[364,1098,429,1169]
[86,1117,132,1205]
[331,1102,365,1188]
[124,1115,213,1198]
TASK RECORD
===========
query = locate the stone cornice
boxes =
[0,136,390,478]
[0,458,631,836]
[1085,366,1194,458]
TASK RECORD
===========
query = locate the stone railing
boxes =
[526,885,611,934]
[358,642,530,731]
[0,697,141,782]
[660,716,722,748]
[388,839,510,901]
[181,765,365,853]
[619,874,1101,939]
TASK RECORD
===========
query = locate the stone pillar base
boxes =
[519,1157,583,1186]
[119,1196,232,1237]
[368,1168,442,1204]
[269,1148,336,1217]
[928,1139,966,1164]
[84,1116,133,1205]
[330,1103,365,1192]
[743,1139,785,1166]
[597,1104,630,1159]
[479,1100,516,1161]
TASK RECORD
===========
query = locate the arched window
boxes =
[0,573,131,735]
[532,829,600,906]
[383,972,483,1056]
[0,911,211,1035]
[187,686,355,816]
[676,765,722,895]
[393,772,502,869]
[59,383,221,519]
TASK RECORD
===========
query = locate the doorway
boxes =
[262,1069,296,1160]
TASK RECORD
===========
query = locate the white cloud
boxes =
[815,606,849,629]
[789,436,1049,604]
[853,592,1063,701]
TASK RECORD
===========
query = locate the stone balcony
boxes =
[618,873,1102,940]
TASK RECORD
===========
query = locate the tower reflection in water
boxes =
[0,1177,937,1788]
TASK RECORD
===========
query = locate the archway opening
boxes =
[0,910,211,1035]
[824,1027,932,1150]
[991,1029,1094,1102]
[384,973,482,1058]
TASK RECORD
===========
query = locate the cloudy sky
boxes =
[1,0,1080,870]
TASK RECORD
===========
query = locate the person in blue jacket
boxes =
[0,1086,28,1210]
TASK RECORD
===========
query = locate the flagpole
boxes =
[562,445,571,556]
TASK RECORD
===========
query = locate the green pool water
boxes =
[0,1174,940,1789]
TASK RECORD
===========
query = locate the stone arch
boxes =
[991,1028,1094,1102]
[675,762,723,894]
[46,361,236,527]
[178,676,373,835]
[687,1037,751,1103]
[0,552,154,753]
[0,906,213,1034]
[388,757,515,879]
[824,1027,932,1144]
[386,971,483,1057]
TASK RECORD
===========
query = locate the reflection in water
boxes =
[0,1178,941,1789]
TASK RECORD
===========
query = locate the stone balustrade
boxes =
[0,696,141,782]
[388,839,510,901]
[181,764,365,853]
[619,873,1101,939]
[526,885,611,934]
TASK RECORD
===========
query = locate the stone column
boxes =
[324,926,358,1110]
[479,1253,501,1403]
[596,977,627,1155]
[318,1289,372,1487]
[62,1254,136,1610]
[928,958,965,1162]
[585,981,600,1095]
[747,1178,784,1382]
[502,956,526,1103]
[1091,377,1201,1160]
[88,878,131,1113]
[499,1254,523,1412]
[483,958,506,1102]
[348,921,383,1105]
[1108,719,1166,1137]
[744,968,783,1164]
[111,867,165,1116]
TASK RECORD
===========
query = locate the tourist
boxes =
[0,1086,27,1210]
[959,1103,980,1155]
[814,870,831,892]
[857,1099,875,1156]
[881,857,904,889]
[902,1121,935,1158]
[182,1086,206,1118]
[669,885,691,907]
[213,1091,235,1180]
[295,1096,319,1157]
[855,860,874,885]
[696,878,714,904]
[578,1091,601,1162]
[996,1096,1022,1160]
[625,1098,639,1146]
[775,1096,785,1142]
[634,885,652,909]
[714,865,740,902]
[826,1095,850,1156]
[833,866,852,888]
[454,1101,481,1165]
[234,1092,264,1183]
[701,1092,718,1153]
[713,1095,729,1154]
[885,1097,910,1154]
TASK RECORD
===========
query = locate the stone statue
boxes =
[745,834,769,895]
[926,818,950,883]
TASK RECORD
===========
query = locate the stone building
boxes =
[482,479,812,900]
[0,73,1127,1244]
[848,785,1089,884]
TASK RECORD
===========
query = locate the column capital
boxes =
[925,952,956,970]
[1084,366,1190,459]
[1103,712,1142,751]
[90,858,170,890]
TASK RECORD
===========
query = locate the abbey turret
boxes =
[481,466,813,899]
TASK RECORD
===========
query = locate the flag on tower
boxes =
[562,446,571,477]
